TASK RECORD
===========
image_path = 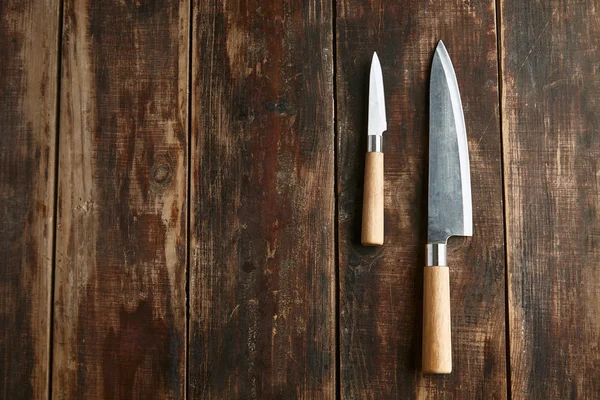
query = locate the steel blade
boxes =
[427,41,472,244]
[368,52,387,136]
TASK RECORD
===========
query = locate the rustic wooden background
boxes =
[0,0,598,399]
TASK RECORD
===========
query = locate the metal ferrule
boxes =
[367,135,382,152]
[426,243,447,266]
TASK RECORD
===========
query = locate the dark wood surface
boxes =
[0,0,60,398]
[53,0,189,398]
[0,0,599,399]
[188,1,335,398]
[336,0,507,398]
[500,0,600,398]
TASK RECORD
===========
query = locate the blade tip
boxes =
[436,40,448,55]
[371,51,381,66]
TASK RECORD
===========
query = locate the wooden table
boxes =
[1,0,598,398]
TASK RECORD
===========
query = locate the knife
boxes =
[422,41,472,374]
[362,52,387,246]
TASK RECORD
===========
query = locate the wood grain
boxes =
[500,1,600,398]
[189,1,335,398]
[336,0,507,397]
[422,266,452,374]
[53,0,189,398]
[0,1,60,398]
[362,152,384,246]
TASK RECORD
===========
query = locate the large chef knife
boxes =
[362,52,387,246]
[422,41,472,374]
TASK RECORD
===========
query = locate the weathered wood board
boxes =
[189,1,336,398]
[336,1,507,397]
[0,0,60,398]
[3,0,600,397]
[500,0,600,398]
[53,1,189,398]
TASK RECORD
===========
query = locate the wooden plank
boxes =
[500,1,600,398]
[189,1,335,398]
[0,1,60,398]
[53,1,189,398]
[336,1,507,397]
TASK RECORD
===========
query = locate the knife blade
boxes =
[361,52,387,246]
[422,41,472,374]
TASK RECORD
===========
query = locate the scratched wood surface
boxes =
[3,0,600,399]
[188,1,335,398]
[499,0,600,398]
[52,0,189,398]
[336,0,507,398]
[0,1,60,398]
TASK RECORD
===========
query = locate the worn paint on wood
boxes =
[0,0,60,398]
[500,0,600,398]
[189,1,335,398]
[53,0,189,398]
[336,1,507,397]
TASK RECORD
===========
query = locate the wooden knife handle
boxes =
[422,265,452,374]
[361,152,384,246]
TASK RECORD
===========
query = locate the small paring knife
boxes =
[361,52,387,246]
[422,41,473,374]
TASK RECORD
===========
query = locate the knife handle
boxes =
[422,265,452,374]
[361,152,384,246]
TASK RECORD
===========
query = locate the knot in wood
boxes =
[150,162,173,190]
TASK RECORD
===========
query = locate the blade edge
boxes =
[428,42,472,242]
[368,52,387,136]
[437,46,472,236]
